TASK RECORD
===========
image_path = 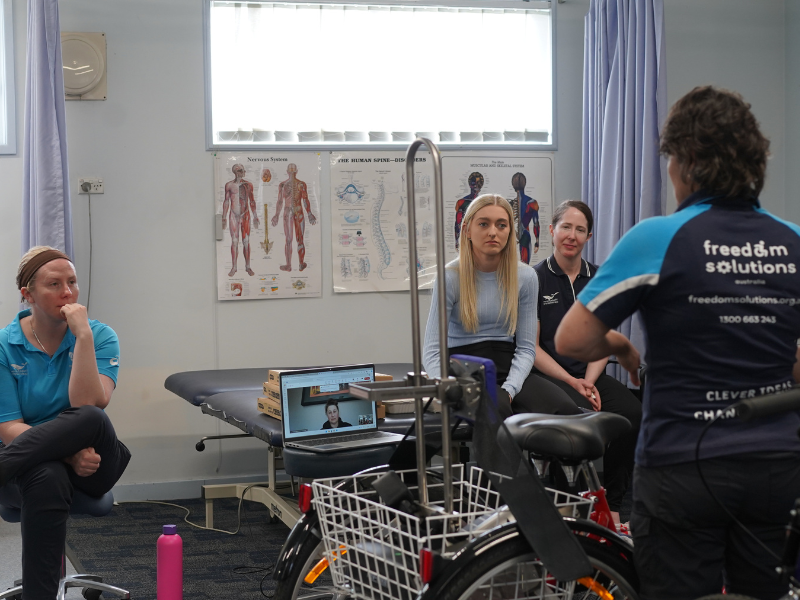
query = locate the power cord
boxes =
[236,498,277,598]
[87,192,93,314]
[118,484,279,597]
[80,181,93,314]
[117,483,269,535]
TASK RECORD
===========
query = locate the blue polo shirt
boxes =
[578,191,800,467]
[0,310,120,427]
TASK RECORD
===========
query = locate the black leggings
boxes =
[449,341,641,511]
[529,371,641,511]
[0,406,131,600]
[449,341,582,418]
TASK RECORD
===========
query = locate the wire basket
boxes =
[311,464,593,600]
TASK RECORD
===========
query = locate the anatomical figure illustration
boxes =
[357,257,370,278]
[513,172,540,263]
[341,258,352,278]
[222,163,260,277]
[454,172,484,250]
[372,180,391,279]
[260,205,273,255]
[272,163,317,272]
[336,181,366,204]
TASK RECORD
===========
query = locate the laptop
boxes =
[279,364,407,453]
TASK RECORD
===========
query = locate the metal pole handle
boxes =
[405,138,451,511]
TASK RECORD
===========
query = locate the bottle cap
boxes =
[162,524,177,535]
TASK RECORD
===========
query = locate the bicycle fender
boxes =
[564,517,635,562]
[273,512,321,582]
[418,522,522,600]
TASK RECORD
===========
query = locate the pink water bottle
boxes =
[157,524,183,600]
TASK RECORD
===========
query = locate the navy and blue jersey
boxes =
[579,190,800,467]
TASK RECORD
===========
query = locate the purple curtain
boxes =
[582,0,667,385]
[21,0,73,257]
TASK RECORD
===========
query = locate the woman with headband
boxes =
[0,246,131,600]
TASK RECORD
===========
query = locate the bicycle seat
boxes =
[504,412,631,462]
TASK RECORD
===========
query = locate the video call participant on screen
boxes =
[321,399,352,429]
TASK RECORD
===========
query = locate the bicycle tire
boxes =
[273,538,344,600]
[438,532,640,600]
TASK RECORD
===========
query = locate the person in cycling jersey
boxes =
[555,86,800,600]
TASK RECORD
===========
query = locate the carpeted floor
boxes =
[66,497,289,600]
[65,485,632,600]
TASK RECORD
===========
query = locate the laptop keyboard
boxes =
[300,432,388,447]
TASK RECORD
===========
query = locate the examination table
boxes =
[165,363,471,528]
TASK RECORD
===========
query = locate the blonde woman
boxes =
[423,194,572,418]
[0,246,130,600]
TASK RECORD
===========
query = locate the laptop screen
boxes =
[280,364,377,441]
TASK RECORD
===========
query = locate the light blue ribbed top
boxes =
[422,262,538,397]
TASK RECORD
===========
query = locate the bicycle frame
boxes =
[275,461,632,590]
[274,137,598,596]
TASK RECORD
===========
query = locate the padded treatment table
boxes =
[165,363,471,527]
[166,363,413,406]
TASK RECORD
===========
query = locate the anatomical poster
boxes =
[441,153,555,267]
[330,151,436,293]
[214,152,322,300]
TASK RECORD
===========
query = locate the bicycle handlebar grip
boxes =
[734,387,800,421]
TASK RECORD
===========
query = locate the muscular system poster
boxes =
[441,153,555,267]
[330,151,436,293]
[214,152,322,300]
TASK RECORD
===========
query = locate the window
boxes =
[204,0,555,149]
[0,0,16,155]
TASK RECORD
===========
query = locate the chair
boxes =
[0,489,131,600]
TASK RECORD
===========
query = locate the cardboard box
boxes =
[262,380,280,396]
[373,374,392,418]
[266,387,281,403]
[257,396,282,420]
[267,369,290,385]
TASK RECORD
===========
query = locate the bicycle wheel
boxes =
[438,533,639,600]
[273,538,344,600]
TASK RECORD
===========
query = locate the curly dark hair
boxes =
[660,86,770,199]
[552,200,594,234]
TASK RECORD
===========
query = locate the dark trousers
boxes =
[0,406,131,600]
[529,371,641,511]
[449,341,574,419]
[448,342,639,509]
[631,453,800,600]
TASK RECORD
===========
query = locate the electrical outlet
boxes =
[78,177,104,194]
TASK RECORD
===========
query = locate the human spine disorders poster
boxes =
[330,151,436,293]
[215,152,322,300]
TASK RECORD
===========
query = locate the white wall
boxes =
[662,0,788,215]
[0,0,795,497]
[787,1,800,224]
